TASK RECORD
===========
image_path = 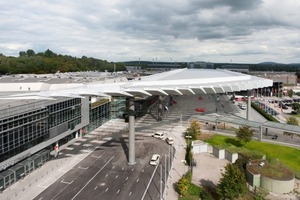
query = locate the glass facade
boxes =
[110,96,126,119]
[48,98,82,130]
[86,100,110,133]
[0,108,48,163]
[0,150,49,190]
[0,94,155,191]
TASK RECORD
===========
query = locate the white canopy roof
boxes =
[1,69,273,99]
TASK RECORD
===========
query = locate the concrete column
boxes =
[259,127,262,141]
[246,90,251,120]
[158,95,163,121]
[128,97,136,165]
[169,95,173,105]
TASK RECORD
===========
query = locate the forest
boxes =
[1,49,300,77]
[0,49,126,74]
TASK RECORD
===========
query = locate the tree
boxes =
[292,103,300,113]
[44,49,56,57]
[235,125,254,143]
[185,144,193,166]
[186,120,201,140]
[287,89,293,98]
[217,163,247,200]
[26,49,35,57]
[283,117,299,139]
[19,51,26,57]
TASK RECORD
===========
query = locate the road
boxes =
[34,136,174,200]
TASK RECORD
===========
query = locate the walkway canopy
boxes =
[191,115,300,136]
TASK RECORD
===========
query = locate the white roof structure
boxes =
[0,68,273,99]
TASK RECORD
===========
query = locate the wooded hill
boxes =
[0,49,126,74]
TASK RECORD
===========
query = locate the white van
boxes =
[165,137,174,145]
[152,131,164,139]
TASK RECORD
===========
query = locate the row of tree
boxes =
[0,49,126,74]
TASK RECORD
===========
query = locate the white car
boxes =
[165,137,174,145]
[152,131,164,139]
[149,154,161,166]
[240,105,246,110]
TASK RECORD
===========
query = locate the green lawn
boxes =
[206,135,300,178]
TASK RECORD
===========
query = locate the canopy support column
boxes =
[128,97,136,165]
[246,90,251,120]
[158,95,163,121]
[259,126,263,141]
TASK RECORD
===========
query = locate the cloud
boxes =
[0,0,300,63]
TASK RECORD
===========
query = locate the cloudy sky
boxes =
[1,0,300,63]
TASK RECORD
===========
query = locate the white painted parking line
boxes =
[105,188,109,192]
[78,166,89,170]
[117,189,120,194]
[115,175,118,179]
[94,186,97,190]
[122,167,124,170]
[105,174,108,177]
[131,168,134,171]
[142,169,144,172]
[92,155,101,159]
[38,197,43,200]
[136,179,139,182]
[129,192,132,196]
[125,177,128,181]
[112,165,115,169]
[61,179,73,185]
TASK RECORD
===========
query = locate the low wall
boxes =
[225,150,238,163]
[260,176,295,194]
[246,162,295,194]
[212,147,225,159]
[246,168,261,187]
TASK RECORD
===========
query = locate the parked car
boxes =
[165,137,174,145]
[240,105,246,110]
[152,131,164,139]
[149,154,160,166]
[291,110,298,114]
[281,105,288,110]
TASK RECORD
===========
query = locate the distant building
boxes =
[146,63,181,69]
[125,66,141,72]
[220,65,249,73]
[188,62,214,69]
[250,71,297,86]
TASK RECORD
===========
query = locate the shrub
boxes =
[177,171,192,197]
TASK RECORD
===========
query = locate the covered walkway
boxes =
[191,114,300,141]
